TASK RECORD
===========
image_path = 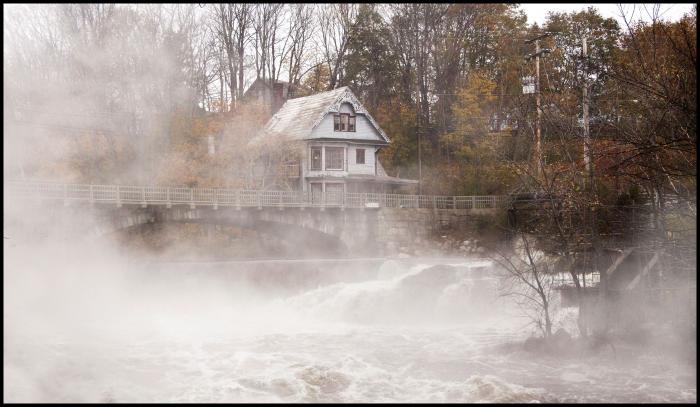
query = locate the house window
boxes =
[356,148,365,164]
[334,114,356,132]
[310,147,322,170]
[325,147,344,170]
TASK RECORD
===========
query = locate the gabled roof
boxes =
[254,86,390,144]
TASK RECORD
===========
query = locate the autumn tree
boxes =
[299,63,331,95]
[430,72,515,195]
[342,4,399,113]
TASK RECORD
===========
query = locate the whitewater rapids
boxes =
[3,255,696,403]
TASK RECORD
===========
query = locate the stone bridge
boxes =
[6,181,509,255]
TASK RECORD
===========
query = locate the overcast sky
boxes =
[519,3,695,26]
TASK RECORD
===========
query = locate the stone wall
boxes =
[373,208,501,255]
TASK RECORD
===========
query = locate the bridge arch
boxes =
[90,207,354,256]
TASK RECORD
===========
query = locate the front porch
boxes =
[305,174,419,196]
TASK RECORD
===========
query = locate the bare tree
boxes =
[253,3,286,85]
[317,4,357,89]
[286,4,316,85]
[233,4,253,101]
[492,231,557,338]
[191,23,219,112]
[211,4,252,110]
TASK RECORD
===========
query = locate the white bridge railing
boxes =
[6,181,511,210]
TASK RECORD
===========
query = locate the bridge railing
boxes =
[6,181,512,210]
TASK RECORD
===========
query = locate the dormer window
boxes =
[334,113,355,132]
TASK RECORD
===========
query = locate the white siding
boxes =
[347,145,376,175]
[338,103,354,114]
[309,112,384,141]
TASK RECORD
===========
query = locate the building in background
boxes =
[241,78,311,116]
[251,86,417,197]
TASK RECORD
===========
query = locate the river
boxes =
[3,252,696,403]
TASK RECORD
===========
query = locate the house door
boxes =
[310,183,323,204]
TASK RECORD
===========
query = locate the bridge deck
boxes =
[7,181,510,210]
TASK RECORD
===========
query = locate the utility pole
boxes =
[535,40,542,178]
[582,36,591,176]
[581,35,605,334]
[416,74,423,195]
[418,130,422,195]
[525,33,553,179]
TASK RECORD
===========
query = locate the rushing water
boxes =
[3,254,696,403]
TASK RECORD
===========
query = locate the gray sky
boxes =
[519,3,695,26]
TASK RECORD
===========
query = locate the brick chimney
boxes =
[272,82,285,114]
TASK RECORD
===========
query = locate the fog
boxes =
[4,3,696,404]
[4,202,696,402]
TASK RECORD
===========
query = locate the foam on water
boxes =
[3,255,696,403]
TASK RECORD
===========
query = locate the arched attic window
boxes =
[333,103,356,132]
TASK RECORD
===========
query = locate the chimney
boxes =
[272,82,284,114]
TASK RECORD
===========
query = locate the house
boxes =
[251,86,418,196]
[241,78,311,116]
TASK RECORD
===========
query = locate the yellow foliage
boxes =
[433,71,515,195]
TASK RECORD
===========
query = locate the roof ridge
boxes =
[257,85,390,144]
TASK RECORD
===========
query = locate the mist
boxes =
[4,3,697,404]
[5,199,695,402]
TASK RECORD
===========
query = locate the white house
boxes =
[252,86,418,196]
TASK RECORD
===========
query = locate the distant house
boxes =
[204,79,308,158]
[241,78,310,116]
[251,86,418,195]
